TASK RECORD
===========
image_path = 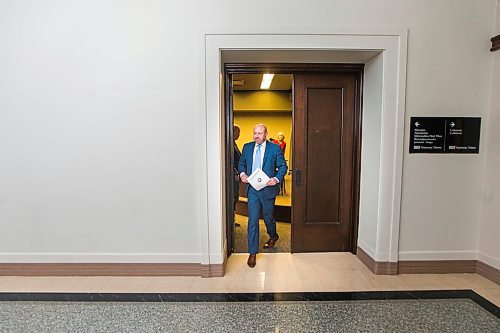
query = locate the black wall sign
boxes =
[409,117,481,154]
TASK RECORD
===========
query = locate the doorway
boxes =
[225,64,363,256]
[228,73,293,254]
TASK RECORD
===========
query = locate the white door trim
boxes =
[200,30,408,265]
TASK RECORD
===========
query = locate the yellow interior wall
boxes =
[233,91,291,111]
[233,90,292,167]
[234,114,292,167]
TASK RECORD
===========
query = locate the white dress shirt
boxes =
[241,141,279,183]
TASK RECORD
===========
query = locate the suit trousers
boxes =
[247,186,277,254]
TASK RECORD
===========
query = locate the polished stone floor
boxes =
[0,253,499,332]
[0,253,498,304]
[0,293,498,333]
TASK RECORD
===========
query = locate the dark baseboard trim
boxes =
[356,247,398,275]
[357,247,499,285]
[476,261,500,285]
[398,260,477,274]
[201,263,225,278]
[1,256,497,284]
[0,263,224,277]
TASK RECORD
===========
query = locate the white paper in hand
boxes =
[247,168,270,191]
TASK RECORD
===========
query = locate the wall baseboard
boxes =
[476,261,500,285]
[356,247,398,275]
[0,263,223,277]
[398,260,477,274]
[357,247,499,285]
[1,254,497,284]
[201,263,225,278]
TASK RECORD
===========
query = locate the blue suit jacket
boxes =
[238,140,288,199]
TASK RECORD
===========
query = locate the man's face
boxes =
[253,126,267,144]
[234,127,240,141]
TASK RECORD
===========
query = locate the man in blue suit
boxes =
[238,124,288,268]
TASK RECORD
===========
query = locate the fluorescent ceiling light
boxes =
[260,74,274,89]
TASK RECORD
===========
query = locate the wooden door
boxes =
[292,72,361,253]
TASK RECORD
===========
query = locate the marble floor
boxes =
[0,253,498,308]
[1,293,498,332]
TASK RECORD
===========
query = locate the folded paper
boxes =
[247,168,270,191]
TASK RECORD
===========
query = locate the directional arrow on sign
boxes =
[415,122,420,127]
[450,122,455,128]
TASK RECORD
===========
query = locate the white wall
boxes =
[478,1,500,269]
[357,53,383,257]
[0,0,497,265]
[397,1,496,261]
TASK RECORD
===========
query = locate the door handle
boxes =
[295,169,302,186]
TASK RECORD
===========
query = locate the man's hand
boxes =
[266,178,278,186]
[240,174,249,183]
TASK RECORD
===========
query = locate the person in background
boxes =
[272,132,287,195]
[272,132,286,155]
[233,124,241,227]
[238,124,288,268]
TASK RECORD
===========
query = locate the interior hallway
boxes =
[1,253,498,307]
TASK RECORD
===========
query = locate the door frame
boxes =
[203,32,408,270]
[224,63,364,255]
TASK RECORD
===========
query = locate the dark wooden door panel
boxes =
[292,73,361,253]
[306,88,342,224]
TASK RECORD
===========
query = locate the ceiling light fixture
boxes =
[260,73,274,89]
